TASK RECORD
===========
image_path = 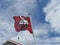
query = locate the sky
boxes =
[0,0,60,45]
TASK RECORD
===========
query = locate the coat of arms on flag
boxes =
[13,16,33,34]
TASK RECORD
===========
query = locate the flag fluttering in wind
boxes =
[13,16,33,34]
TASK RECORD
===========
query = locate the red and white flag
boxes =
[13,16,33,34]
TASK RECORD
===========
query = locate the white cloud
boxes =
[39,0,60,44]
[44,0,60,33]
[44,0,60,13]
[0,17,18,45]
[0,0,37,17]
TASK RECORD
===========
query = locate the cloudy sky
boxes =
[0,0,60,45]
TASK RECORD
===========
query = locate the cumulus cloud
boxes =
[42,0,60,44]
[44,0,60,33]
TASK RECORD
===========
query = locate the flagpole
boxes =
[32,32,36,45]
[28,13,36,45]
[25,38,32,45]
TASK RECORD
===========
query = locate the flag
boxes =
[13,16,33,34]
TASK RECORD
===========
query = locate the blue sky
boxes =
[32,0,50,24]
[0,0,60,45]
[0,0,50,25]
